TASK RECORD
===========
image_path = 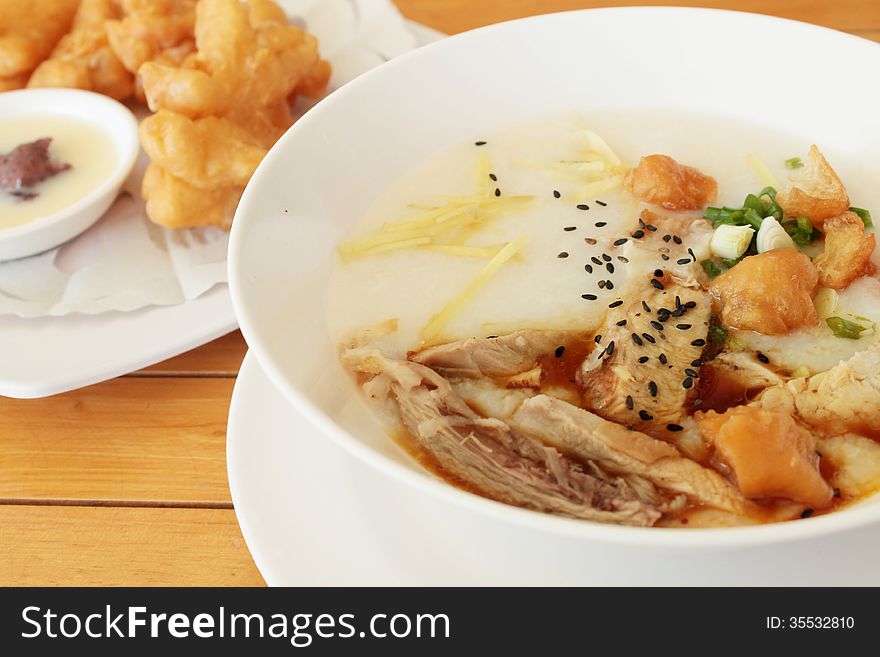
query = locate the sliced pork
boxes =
[411,330,577,379]
[510,394,752,514]
[343,345,662,526]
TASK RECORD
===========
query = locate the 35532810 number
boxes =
[766,617,855,630]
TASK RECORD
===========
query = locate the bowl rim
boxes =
[0,88,140,245]
[229,5,880,548]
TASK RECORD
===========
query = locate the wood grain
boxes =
[394,0,880,35]
[0,506,264,586]
[137,331,247,376]
[0,378,234,504]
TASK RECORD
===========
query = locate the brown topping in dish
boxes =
[0,138,71,200]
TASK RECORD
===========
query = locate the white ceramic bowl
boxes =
[229,8,880,555]
[0,88,139,261]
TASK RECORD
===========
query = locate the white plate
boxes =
[0,19,443,399]
[228,352,880,586]
[228,6,880,557]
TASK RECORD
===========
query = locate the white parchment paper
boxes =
[0,0,417,318]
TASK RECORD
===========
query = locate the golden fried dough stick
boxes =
[0,0,80,83]
[139,0,331,229]
[28,0,135,101]
[140,110,267,189]
[142,162,243,230]
[105,0,196,78]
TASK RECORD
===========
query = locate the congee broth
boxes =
[330,109,880,528]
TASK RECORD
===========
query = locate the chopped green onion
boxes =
[742,207,764,230]
[782,216,818,246]
[701,259,723,278]
[708,316,729,347]
[785,157,804,170]
[826,316,870,340]
[850,206,873,229]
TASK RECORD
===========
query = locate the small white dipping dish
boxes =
[0,88,139,261]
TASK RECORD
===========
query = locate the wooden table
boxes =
[1,0,877,586]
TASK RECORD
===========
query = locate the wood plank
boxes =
[136,331,247,376]
[393,0,880,34]
[0,378,233,504]
[0,506,264,586]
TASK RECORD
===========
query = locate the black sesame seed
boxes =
[591,256,602,265]
[663,234,672,242]
[659,353,668,364]
[661,254,670,261]
[601,253,612,262]
[671,308,685,318]
[616,319,627,327]
[605,280,614,290]
[650,279,665,290]
[682,378,694,389]
[564,226,577,232]
[642,333,656,344]
[676,258,691,265]
[494,188,501,197]
[642,301,651,313]
[617,256,629,263]
[675,296,682,309]
[605,341,615,356]
[584,237,598,245]
[595,200,607,207]
[658,308,670,319]
[684,301,697,309]
[595,334,603,343]
[625,395,634,410]
[489,173,498,181]
[684,368,699,378]
[632,229,645,239]
[553,190,561,198]
[801,508,815,519]
[645,224,658,232]
[577,204,590,211]
[595,221,607,227]
[609,299,623,308]
[639,410,653,421]
[558,252,569,259]
[606,263,615,274]
[555,346,566,358]
[691,359,704,367]
[638,356,649,364]
[653,269,663,278]
[676,323,692,330]
[667,423,684,432]
[691,339,706,347]
[651,320,664,331]
[486,335,498,339]
[688,248,696,260]
[631,333,644,346]
[475,140,487,146]
[598,280,607,289]
[756,352,770,364]
[648,381,658,397]
[613,238,628,246]
[582,293,597,300]
[673,235,683,244]
[584,264,593,273]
